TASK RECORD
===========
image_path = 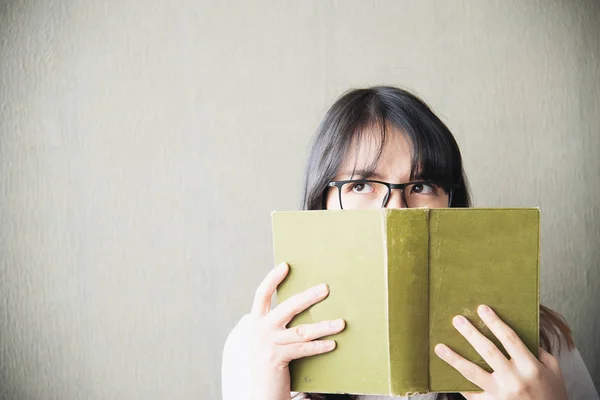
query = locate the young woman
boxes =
[221,86,599,400]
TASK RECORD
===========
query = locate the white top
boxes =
[294,347,598,400]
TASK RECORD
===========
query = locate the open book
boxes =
[271,208,540,395]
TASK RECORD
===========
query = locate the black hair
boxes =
[301,86,471,210]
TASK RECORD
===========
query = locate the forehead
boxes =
[337,124,414,180]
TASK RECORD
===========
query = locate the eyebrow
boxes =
[342,169,386,181]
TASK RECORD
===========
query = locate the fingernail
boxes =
[277,263,288,273]
[453,315,467,328]
[435,344,448,357]
[314,283,328,294]
[325,340,336,350]
[330,319,345,329]
[478,304,491,315]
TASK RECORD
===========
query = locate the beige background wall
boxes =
[1,0,599,398]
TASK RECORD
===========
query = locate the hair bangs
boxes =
[383,101,458,186]
[409,132,456,185]
[346,116,388,180]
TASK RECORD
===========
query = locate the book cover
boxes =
[272,208,540,395]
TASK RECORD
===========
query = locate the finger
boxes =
[434,343,495,392]
[273,319,345,345]
[251,263,289,316]
[477,305,537,365]
[539,347,562,376]
[279,340,337,363]
[268,283,329,327]
[452,315,512,374]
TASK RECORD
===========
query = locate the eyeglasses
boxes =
[327,179,458,210]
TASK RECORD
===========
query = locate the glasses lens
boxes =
[340,181,390,210]
[404,182,450,208]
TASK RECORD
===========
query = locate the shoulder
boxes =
[553,346,599,400]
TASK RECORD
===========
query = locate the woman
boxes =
[221,86,599,400]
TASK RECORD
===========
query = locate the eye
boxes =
[349,182,375,194]
[410,183,438,195]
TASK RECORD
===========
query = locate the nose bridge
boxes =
[385,187,406,209]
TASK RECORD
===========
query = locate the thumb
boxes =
[539,347,562,376]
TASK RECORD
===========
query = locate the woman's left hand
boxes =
[434,304,568,400]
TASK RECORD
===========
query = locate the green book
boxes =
[272,208,539,396]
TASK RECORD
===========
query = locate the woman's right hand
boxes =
[221,262,345,400]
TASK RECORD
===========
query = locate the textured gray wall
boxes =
[1,1,599,399]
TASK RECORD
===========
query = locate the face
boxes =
[325,125,450,210]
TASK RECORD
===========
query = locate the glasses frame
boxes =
[327,179,459,210]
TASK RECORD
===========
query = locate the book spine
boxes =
[386,209,430,395]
